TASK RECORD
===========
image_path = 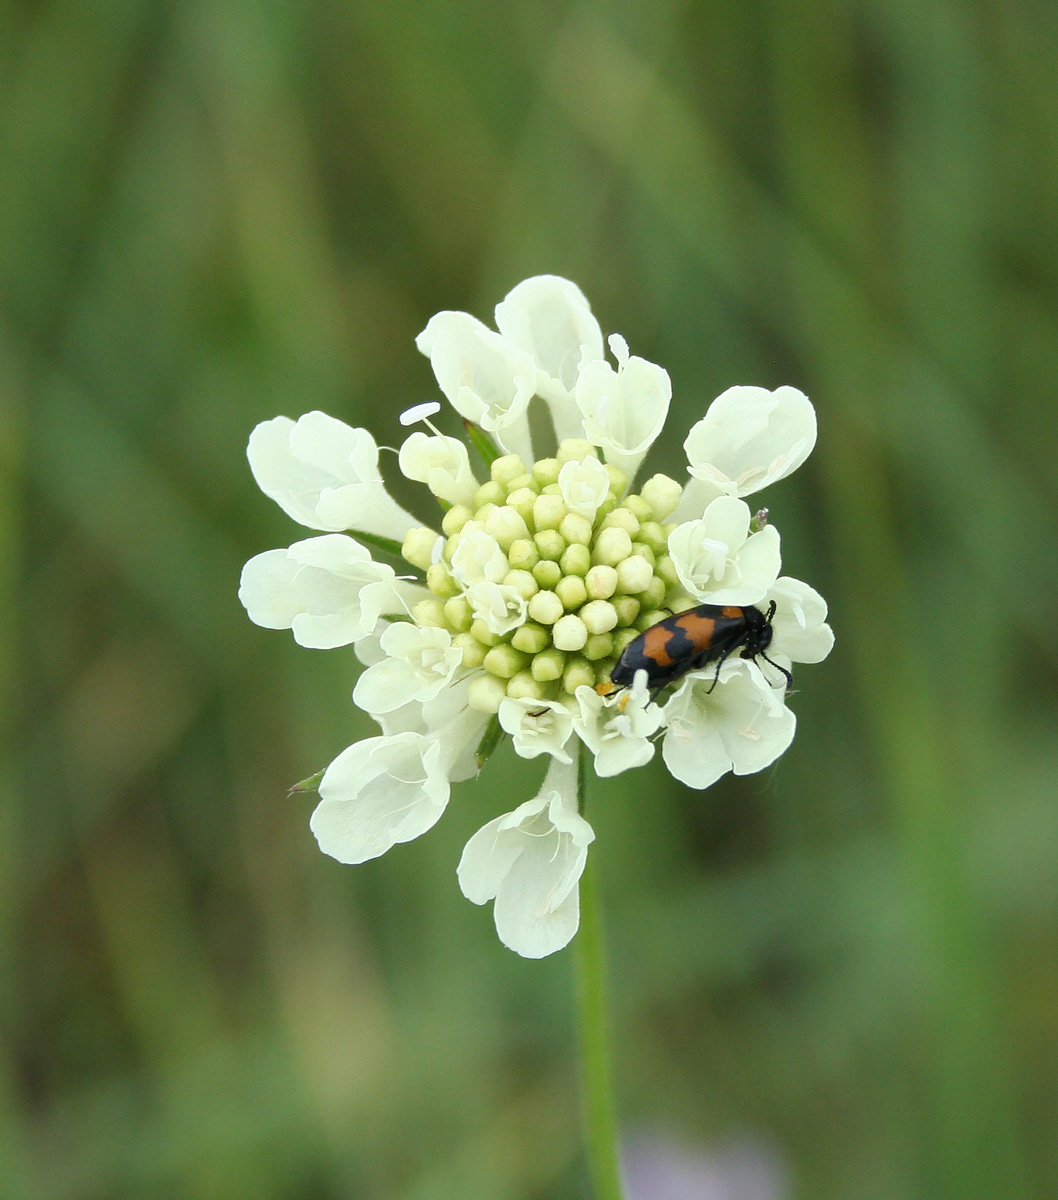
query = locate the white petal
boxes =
[457,802,543,905]
[767,577,835,664]
[558,455,610,522]
[239,549,302,629]
[492,840,582,958]
[498,697,574,762]
[398,431,478,507]
[662,717,730,789]
[466,581,528,636]
[575,349,671,483]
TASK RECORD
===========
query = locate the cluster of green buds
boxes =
[400,439,691,714]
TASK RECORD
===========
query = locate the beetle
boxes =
[601,601,792,699]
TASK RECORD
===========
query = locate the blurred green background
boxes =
[6,0,1058,1197]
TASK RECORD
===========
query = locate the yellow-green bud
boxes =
[605,464,628,495]
[615,555,653,594]
[402,527,440,571]
[512,622,550,654]
[470,619,502,647]
[533,493,567,530]
[584,632,614,661]
[556,574,588,611]
[490,454,527,486]
[426,562,459,598]
[563,656,595,693]
[559,512,593,546]
[585,565,619,600]
[580,599,619,635]
[505,487,537,524]
[484,505,531,550]
[640,473,682,521]
[484,645,529,679]
[443,596,473,631]
[473,480,506,508]
[613,627,639,656]
[527,589,564,625]
[630,543,656,568]
[443,532,460,562]
[636,608,670,631]
[453,631,488,668]
[412,598,447,628]
[441,504,473,536]
[505,472,536,493]
[592,527,633,567]
[502,568,538,600]
[560,543,592,577]
[637,521,667,553]
[533,559,562,589]
[474,503,498,525]
[508,538,539,571]
[623,493,652,522]
[531,648,566,682]
[655,553,680,587]
[601,507,640,537]
[612,595,641,627]
[541,483,561,496]
[532,457,560,487]
[666,593,697,614]
[506,670,546,701]
[641,576,667,609]
[467,673,508,713]
[556,438,594,465]
[552,614,588,652]
[534,529,566,561]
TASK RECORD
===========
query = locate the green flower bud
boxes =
[541,483,562,496]
[473,480,506,508]
[470,619,502,647]
[402,527,439,571]
[641,576,667,609]
[601,507,640,537]
[591,526,633,567]
[534,529,567,561]
[584,564,619,600]
[612,595,641,627]
[453,631,488,668]
[556,574,588,611]
[527,589,564,625]
[490,454,527,486]
[583,632,614,661]
[623,493,653,522]
[505,472,536,493]
[502,568,538,600]
[413,598,448,628]
[532,457,560,487]
[552,614,588,652]
[443,532,460,562]
[443,596,473,631]
[484,505,531,550]
[563,655,595,694]
[512,622,550,654]
[635,608,670,632]
[474,502,498,525]
[613,627,640,656]
[604,464,627,495]
[533,494,567,530]
[532,559,562,589]
[630,543,656,568]
[556,438,595,465]
[640,473,682,521]
[560,543,592,578]
[615,555,653,594]
[484,645,529,679]
[580,599,619,635]
[636,520,667,553]
[506,670,546,701]
[467,673,508,713]
[505,487,537,524]
[655,553,680,587]
[559,512,593,546]
[531,647,566,682]
[426,562,460,598]
[665,592,696,614]
[508,538,539,571]
[441,504,473,536]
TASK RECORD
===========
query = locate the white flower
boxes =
[494,275,604,441]
[352,622,463,714]
[576,334,671,483]
[674,385,817,520]
[667,495,781,606]
[466,580,528,637]
[766,576,835,664]
[449,527,508,586]
[498,697,575,763]
[415,311,537,463]
[310,732,450,864]
[247,411,420,540]
[661,661,796,790]
[573,675,664,777]
[457,757,594,958]
[398,432,479,507]
[558,455,611,522]
[238,534,427,649]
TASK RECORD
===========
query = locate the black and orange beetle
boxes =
[603,602,792,699]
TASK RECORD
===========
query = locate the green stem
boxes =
[574,746,625,1200]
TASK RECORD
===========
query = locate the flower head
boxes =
[240,275,833,956]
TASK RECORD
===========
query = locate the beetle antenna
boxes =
[760,652,793,691]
